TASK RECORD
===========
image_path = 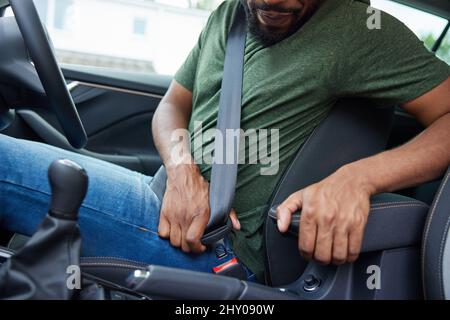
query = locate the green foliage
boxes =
[185,0,220,10]
[196,0,220,10]
[421,32,450,64]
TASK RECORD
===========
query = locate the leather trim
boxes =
[370,201,424,207]
[268,205,429,222]
[421,168,450,300]
[263,121,322,285]
[80,257,147,287]
[81,257,146,270]
[264,208,276,285]
[0,246,14,259]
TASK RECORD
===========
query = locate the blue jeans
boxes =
[0,134,255,281]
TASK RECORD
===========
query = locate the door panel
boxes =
[5,65,170,176]
[62,64,172,96]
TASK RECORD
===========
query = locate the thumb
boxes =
[276,190,303,233]
[229,209,241,231]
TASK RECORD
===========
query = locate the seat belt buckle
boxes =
[213,258,247,280]
[201,220,233,246]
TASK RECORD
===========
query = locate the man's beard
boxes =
[241,0,320,47]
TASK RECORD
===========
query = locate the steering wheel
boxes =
[9,0,87,149]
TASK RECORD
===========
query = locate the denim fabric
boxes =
[0,134,254,280]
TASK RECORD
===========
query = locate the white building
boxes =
[33,0,222,75]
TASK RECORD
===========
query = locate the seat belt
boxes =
[203,4,247,244]
[151,4,247,246]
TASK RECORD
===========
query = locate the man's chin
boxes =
[245,9,304,46]
[243,0,322,47]
[250,22,298,47]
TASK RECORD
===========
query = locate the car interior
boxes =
[0,0,449,300]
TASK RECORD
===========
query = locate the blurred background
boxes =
[5,0,450,75]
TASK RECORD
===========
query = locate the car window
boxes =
[435,33,450,65]
[5,0,449,73]
[6,0,226,75]
[371,0,450,64]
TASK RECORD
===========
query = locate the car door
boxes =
[17,65,171,176]
[2,0,225,176]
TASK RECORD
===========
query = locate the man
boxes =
[0,0,449,283]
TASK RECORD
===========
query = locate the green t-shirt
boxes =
[174,0,450,281]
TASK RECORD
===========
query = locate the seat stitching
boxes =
[81,256,147,265]
[267,203,429,222]
[265,215,274,285]
[438,216,450,300]
[421,171,450,299]
[370,201,425,207]
[81,262,144,269]
[369,204,428,211]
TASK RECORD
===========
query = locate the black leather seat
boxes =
[422,166,450,300]
[264,98,394,286]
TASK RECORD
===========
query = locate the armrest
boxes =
[151,166,231,245]
[268,193,429,253]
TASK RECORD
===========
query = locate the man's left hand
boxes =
[276,165,374,265]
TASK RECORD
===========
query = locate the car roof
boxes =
[393,0,450,20]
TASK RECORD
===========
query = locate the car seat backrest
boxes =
[268,99,394,205]
[265,99,394,285]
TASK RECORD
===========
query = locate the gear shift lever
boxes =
[0,159,88,300]
[48,159,88,220]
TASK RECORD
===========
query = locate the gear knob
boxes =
[48,159,88,220]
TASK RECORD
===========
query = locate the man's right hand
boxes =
[158,163,241,253]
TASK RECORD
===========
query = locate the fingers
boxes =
[279,170,372,266]
[185,213,208,254]
[298,212,317,260]
[229,209,241,231]
[158,213,171,239]
[292,188,367,265]
[180,228,190,253]
[300,210,366,265]
[277,191,303,233]
[332,228,348,265]
[169,223,182,248]
[348,224,365,263]
[314,222,334,265]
